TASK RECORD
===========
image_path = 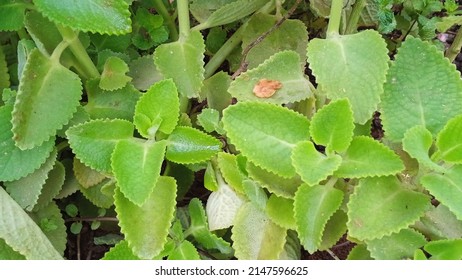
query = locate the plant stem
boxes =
[177,0,190,39]
[327,0,344,37]
[204,25,246,79]
[344,0,366,35]
[65,217,119,223]
[151,0,179,41]
[57,25,100,78]
[446,26,462,62]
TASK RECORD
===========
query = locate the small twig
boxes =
[332,240,351,249]
[231,0,303,79]
[326,249,340,260]
[65,217,119,223]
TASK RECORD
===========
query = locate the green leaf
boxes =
[319,210,348,251]
[0,105,54,181]
[204,162,218,191]
[366,229,427,260]
[381,37,462,141]
[33,160,65,211]
[154,30,205,98]
[206,178,245,231]
[34,0,131,35]
[229,51,312,104]
[29,202,67,256]
[188,198,232,254]
[335,136,405,178]
[85,79,141,122]
[5,149,57,211]
[279,230,301,260]
[166,126,221,164]
[246,161,302,199]
[73,158,106,189]
[424,239,462,260]
[414,205,462,240]
[347,176,430,240]
[12,49,82,149]
[99,56,132,91]
[307,30,389,124]
[310,99,355,153]
[112,139,167,206]
[0,239,25,260]
[292,141,342,186]
[217,152,246,194]
[90,33,131,53]
[266,194,295,230]
[102,240,140,260]
[347,244,373,260]
[200,71,231,113]
[421,165,462,221]
[197,108,221,133]
[134,79,179,138]
[168,240,201,260]
[242,179,268,210]
[294,184,343,253]
[0,45,10,90]
[115,176,176,259]
[79,178,115,209]
[164,162,194,200]
[242,14,309,70]
[193,0,267,30]
[190,0,235,23]
[66,119,134,173]
[436,16,462,32]
[0,0,27,31]
[402,126,444,172]
[128,55,163,91]
[24,11,63,57]
[0,187,62,259]
[222,102,310,178]
[435,115,462,164]
[232,202,287,260]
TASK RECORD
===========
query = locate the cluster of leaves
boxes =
[1,0,462,260]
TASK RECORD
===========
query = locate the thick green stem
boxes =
[204,25,246,79]
[327,0,344,37]
[177,0,190,39]
[151,0,179,41]
[344,0,366,35]
[57,25,99,78]
[446,26,462,62]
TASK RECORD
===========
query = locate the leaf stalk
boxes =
[327,0,344,37]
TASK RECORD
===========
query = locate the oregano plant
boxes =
[2,0,462,260]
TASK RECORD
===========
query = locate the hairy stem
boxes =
[151,0,179,41]
[177,0,190,39]
[344,0,366,35]
[327,0,344,37]
[446,26,462,62]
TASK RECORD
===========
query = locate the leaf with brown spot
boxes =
[253,79,282,98]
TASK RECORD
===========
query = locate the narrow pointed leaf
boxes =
[335,136,404,178]
[154,31,205,98]
[0,187,62,259]
[310,99,355,153]
[34,0,131,35]
[436,115,462,163]
[348,176,431,240]
[0,105,54,181]
[307,30,389,124]
[402,126,444,172]
[292,141,342,186]
[112,139,167,206]
[232,202,287,260]
[223,102,310,177]
[421,165,462,221]
[134,79,179,138]
[229,51,312,104]
[381,37,462,141]
[115,176,176,259]
[66,119,134,173]
[294,184,343,253]
[12,49,82,149]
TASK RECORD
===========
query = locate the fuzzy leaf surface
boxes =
[66,119,134,173]
[73,158,106,189]
[415,205,462,240]
[134,79,179,138]
[34,0,131,35]
[335,136,404,178]
[0,0,27,31]
[229,51,311,104]
[402,126,444,172]
[154,31,204,98]
[32,160,65,211]
[310,99,354,153]
[292,141,342,186]
[266,195,295,230]
[12,49,82,149]
[217,152,246,194]
[102,240,140,260]
[115,176,176,259]
[421,165,462,221]
[0,187,62,259]
[99,56,132,91]
[232,202,286,260]
[436,115,462,163]
[168,240,200,260]
[223,102,310,177]
[424,239,462,260]
[294,184,343,253]
[112,139,167,206]
[200,72,231,113]
[348,176,430,240]
[307,30,388,124]
[366,229,427,260]
[0,105,54,181]
[381,37,462,141]
[166,126,221,164]
[80,178,115,209]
